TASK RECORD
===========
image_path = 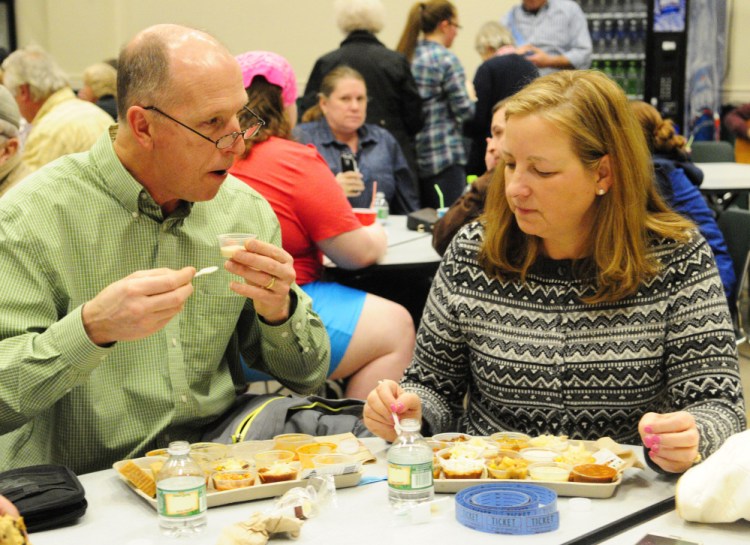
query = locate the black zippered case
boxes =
[0,464,87,532]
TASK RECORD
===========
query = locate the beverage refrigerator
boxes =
[578,0,727,140]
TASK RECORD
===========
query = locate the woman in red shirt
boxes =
[229,51,415,399]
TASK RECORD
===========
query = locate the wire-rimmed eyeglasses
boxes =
[143,105,265,150]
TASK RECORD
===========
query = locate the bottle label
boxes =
[377,208,389,220]
[388,461,433,491]
[157,478,207,518]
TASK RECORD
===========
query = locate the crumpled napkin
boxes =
[676,429,750,523]
[216,512,303,545]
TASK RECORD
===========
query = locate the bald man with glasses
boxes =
[0,24,329,475]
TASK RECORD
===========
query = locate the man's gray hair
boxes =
[475,21,515,55]
[1,45,69,101]
[335,0,385,34]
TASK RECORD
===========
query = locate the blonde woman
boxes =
[365,70,745,474]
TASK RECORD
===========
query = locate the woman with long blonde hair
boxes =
[364,70,745,474]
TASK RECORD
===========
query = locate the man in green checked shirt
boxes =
[0,24,330,474]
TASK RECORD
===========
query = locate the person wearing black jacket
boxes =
[298,0,423,178]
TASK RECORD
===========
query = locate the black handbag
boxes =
[0,465,87,532]
[406,207,438,233]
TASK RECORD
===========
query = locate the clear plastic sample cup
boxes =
[217,233,257,259]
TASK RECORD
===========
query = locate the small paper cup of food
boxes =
[209,457,254,474]
[520,447,559,463]
[528,434,570,452]
[440,457,486,479]
[229,440,274,460]
[272,433,315,459]
[189,442,228,462]
[352,208,377,226]
[311,453,355,470]
[255,450,299,484]
[570,463,618,484]
[490,431,531,451]
[431,432,472,443]
[254,449,295,466]
[296,442,337,469]
[217,233,258,259]
[528,462,572,482]
[487,455,529,480]
[212,469,257,491]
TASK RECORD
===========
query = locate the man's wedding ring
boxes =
[263,276,275,290]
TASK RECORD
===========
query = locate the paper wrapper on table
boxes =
[594,437,645,471]
[217,512,302,545]
[676,429,750,523]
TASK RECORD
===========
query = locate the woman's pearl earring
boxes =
[597,188,606,196]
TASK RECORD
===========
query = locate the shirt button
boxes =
[303,347,309,353]
[180,395,188,403]
[132,211,139,218]
[172,338,178,347]
[281,332,289,338]
[295,322,301,330]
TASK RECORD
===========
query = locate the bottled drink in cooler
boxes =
[590,19,603,54]
[613,61,626,90]
[615,18,627,51]
[603,19,615,54]
[156,441,207,536]
[625,61,641,96]
[387,419,434,507]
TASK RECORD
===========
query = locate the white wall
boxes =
[13,0,750,104]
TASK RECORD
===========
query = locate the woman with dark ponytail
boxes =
[396,0,474,209]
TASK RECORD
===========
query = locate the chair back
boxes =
[717,209,750,343]
[691,141,736,163]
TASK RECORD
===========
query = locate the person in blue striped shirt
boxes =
[504,0,592,75]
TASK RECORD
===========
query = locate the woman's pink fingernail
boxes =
[389,403,398,412]
[650,444,659,454]
[643,436,653,448]
[395,402,405,412]
[651,435,661,445]
[648,449,656,458]
[644,426,653,434]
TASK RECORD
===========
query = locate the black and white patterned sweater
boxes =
[403,222,746,459]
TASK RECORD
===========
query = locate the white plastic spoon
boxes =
[194,265,219,278]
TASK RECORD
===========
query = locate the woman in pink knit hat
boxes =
[230,51,415,399]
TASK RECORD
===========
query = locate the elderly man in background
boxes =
[0,85,30,196]
[0,24,329,475]
[503,0,591,75]
[298,0,423,177]
[78,61,118,120]
[1,45,113,171]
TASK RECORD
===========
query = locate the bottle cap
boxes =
[568,497,592,512]
[167,440,191,456]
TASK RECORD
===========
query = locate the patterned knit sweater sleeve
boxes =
[402,222,745,459]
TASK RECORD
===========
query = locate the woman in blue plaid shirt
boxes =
[397,0,475,209]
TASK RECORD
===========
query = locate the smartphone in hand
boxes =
[340,152,358,173]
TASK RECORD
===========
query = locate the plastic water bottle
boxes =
[156,441,207,536]
[373,191,389,225]
[387,419,434,507]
